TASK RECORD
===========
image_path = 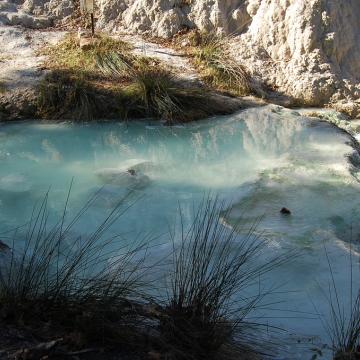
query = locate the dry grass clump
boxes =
[318,249,360,360]
[97,52,227,123]
[41,33,131,73]
[37,70,101,120]
[183,31,252,96]
[38,33,232,122]
[38,33,132,120]
[0,189,150,355]
[157,198,292,359]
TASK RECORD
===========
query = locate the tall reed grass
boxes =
[189,32,252,96]
[320,247,360,360]
[158,197,293,359]
[0,187,150,348]
[0,193,294,358]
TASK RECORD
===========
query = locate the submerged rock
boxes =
[96,167,150,188]
[329,215,360,244]
[0,240,9,252]
[95,159,154,189]
[280,207,291,215]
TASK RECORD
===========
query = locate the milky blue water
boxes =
[0,105,359,359]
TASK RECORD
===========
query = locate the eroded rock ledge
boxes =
[1,0,360,118]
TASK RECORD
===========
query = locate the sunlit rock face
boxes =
[21,0,74,20]
[18,0,360,116]
[96,0,359,116]
[229,0,360,116]
[96,0,250,36]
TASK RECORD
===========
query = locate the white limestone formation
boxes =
[2,0,359,116]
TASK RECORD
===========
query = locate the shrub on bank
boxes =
[38,70,99,120]
[97,52,227,123]
[0,194,288,359]
[0,190,150,354]
[182,31,252,96]
[37,33,243,122]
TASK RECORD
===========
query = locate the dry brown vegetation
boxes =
[0,195,288,359]
[171,30,253,96]
[37,33,242,122]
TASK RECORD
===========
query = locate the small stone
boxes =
[0,240,10,252]
[280,207,291,215]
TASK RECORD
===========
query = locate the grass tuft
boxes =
[0,188,149,349]
[97,52,224,123]
[38,32,246,122]
[319,247,360,360]
[37,70,100,120]
[158,197,292,359]
[39,34,220,122]
[37,33,133,120]
[41,33,131,73]
[185,31,252,96]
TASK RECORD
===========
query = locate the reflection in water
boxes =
[0,105,359,358]
[242,107,305,156]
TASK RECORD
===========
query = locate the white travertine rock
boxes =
[97,0,359,114]
[12,0,360,115]
[22,0,74,20]
[0,1,17,12]
[229,0,360,115]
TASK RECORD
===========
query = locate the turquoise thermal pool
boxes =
[0,105,359,358]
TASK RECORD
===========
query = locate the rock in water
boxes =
[0,240,10,252]
[95,159,154,189]
[96,168,150,188]
[280,207,291,215]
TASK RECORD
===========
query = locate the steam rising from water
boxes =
[0,105,359,357]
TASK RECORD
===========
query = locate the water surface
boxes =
[0,105,359,359]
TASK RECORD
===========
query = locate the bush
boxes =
[37,32,245,122]
[318,248,360,360]
[41,33,131,73]
[0,188,149,348]
[37,33,133,120]
[37,70,101,120]
[158,198,292,359]
[97,52,230,123]
[188,32,252,96]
